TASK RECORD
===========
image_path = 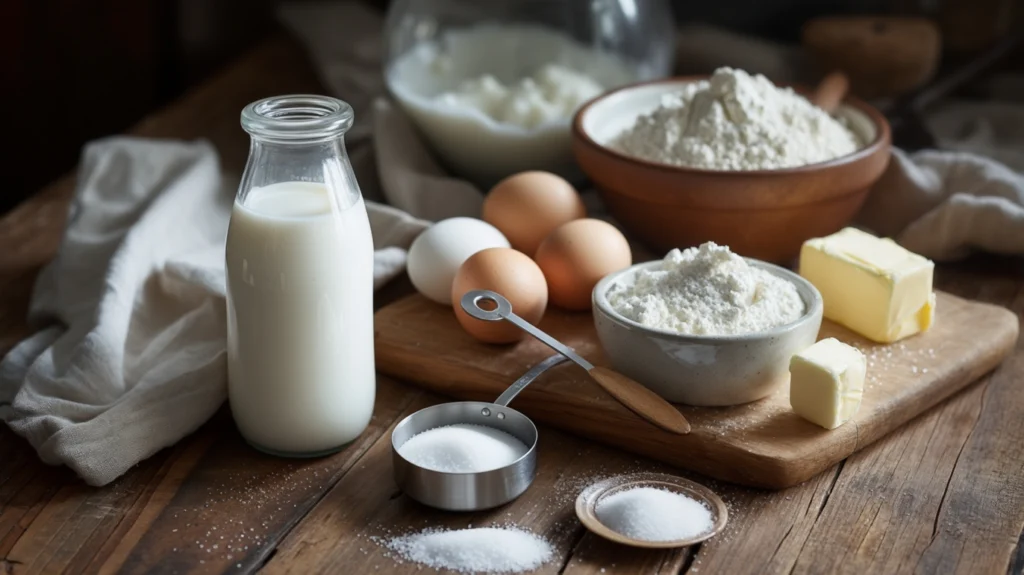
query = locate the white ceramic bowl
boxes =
[592,260,823,406]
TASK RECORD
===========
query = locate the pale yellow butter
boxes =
[790,338,867,430]
[800,227,935,343]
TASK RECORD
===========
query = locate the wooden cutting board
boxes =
[373,291,1018,489]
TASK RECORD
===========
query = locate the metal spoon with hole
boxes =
[391,353,569,511]
[461,290,691,435]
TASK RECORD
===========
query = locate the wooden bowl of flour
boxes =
[571,76,891,263]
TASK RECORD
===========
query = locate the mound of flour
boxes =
[612,67,860,170]
[608,243,805,336]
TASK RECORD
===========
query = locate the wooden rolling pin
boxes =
[802,16,942,100]
[811,70,850,114]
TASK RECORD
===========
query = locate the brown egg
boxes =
[535,219,632,311]
[452,247,548,343]
[483,171,586,256]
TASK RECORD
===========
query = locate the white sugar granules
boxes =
[612,67,860,170]
[596,487,713,542]
[397,424,528,473]
[385,527,553,573]
[608,242,805,336]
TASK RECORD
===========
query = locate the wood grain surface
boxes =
[1,33,1023,574]
[373,291,1018,489]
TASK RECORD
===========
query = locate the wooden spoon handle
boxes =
[812,70,850,114]
[588,366,691,435]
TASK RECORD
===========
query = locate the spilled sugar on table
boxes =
[2,33,1024,575]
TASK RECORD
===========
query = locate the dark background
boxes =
[4,0,1021,213]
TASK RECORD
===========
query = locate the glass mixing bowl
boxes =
[382,0,676,188]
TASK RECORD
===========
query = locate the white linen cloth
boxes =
[0,137,427,486]
[859,149,1024,260]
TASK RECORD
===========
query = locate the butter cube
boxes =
[800,227,935,343]
[790,338,867,430]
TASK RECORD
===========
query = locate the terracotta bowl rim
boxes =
[572,75,892,177]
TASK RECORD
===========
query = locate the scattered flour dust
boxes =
[596,487,713,542]
[612,67,861,170]
[608,242,805,336]
[383,527,553,573]
[397,423,528,473]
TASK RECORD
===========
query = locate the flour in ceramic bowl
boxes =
[607,243,805,336]
[612,67,861,170]
[386,24,638,185]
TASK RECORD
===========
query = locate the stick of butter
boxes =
[800,227,935,343]
[790,338,866,430]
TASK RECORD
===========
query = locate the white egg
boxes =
[407,217,510,305]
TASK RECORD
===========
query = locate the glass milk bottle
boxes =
[226,95,375,456]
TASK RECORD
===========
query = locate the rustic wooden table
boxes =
[1,36,1023,575]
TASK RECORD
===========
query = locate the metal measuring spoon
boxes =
[461,290,691,435]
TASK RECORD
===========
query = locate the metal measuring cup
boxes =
[391,354,569,511]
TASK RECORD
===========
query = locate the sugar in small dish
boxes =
[595,487,714,542]
[576,473,728,548]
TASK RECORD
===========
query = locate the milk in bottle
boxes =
[225,95,375,456]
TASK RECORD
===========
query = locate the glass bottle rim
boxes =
[241,94,353,143]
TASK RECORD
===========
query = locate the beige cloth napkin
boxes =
[858,149,1024,260]
[282,1,1024,262]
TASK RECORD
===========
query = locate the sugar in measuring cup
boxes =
[391,354,568,511]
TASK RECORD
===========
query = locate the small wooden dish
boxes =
[575,472,728,549]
